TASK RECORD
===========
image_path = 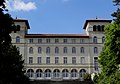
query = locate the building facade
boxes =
[10,19,112,80]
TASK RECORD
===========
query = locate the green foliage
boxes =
[0,45,30,84]
[97,1,120,83]
[93,73,98,84]
[83,73,92,81]
[112,1,120,25]
[97,22,120,84]
[0,0,30,84]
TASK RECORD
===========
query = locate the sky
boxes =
[6,0,117,34]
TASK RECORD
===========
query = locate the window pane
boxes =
[29,39,33,43]
[63,39,67,43]
[46,47,50,54]
[94,57,98,71]
[81,57,85,64]
[46,57,50,64]
[38,39,42,43]
[46,39,50,43]
[37,57,41,64]
[93,36,97,43]
[55,47,59,54]
[38,47,42,54]
[94,47,98,54]
[81,47,84,53]
[72,47,76,54]
[80,39,84,43]
[72,57,76,64]
[29,57,33,64]
[55,39,59,43]
[16,36,20,43]
[63,57,67,64]
[55,57,59,64]
[63,47,67,53]
[29,47,33,54]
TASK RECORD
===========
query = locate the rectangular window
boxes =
[55,39,59,43]
[37,57,41,64]
[46,57,50,64]
[63,57,67,64]
[38,39,42,43]
[29,39,33,43]
[81,57,85,64]
[72,39,76,43]
[72,57,76,64]
[55,57,59,64]
[46,39,50,43]
[80,39,84,43]
[94,57,98,71]
[63,39,67,43]
[29,57,33,64]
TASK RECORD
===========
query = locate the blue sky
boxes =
[7,0,117,34]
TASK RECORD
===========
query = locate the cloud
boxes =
[5,0,37,11]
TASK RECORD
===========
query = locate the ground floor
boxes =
[26,68,87,80]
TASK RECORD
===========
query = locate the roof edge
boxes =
[83,19,112,29]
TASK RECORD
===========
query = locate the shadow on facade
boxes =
[30,80,94,84]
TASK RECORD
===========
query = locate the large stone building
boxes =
[10,18,112,80]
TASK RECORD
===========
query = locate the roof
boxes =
[13,19,30,29]
[83,19,112,29]
[25,34,89,38]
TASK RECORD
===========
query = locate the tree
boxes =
[0,0,29,84]
[97,1,120,83]
[83,73,92,81]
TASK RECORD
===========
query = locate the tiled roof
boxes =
[13,19,30,29]
[25,34,89,38]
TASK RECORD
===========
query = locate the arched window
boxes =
[45,69,51,78]
[38,47,42,54]
[71,69,77,78]
[16,25,20,31]
[27,69,34,78]
[29,47,33,54]
[72,47,76,54]
[36,69,42,78]
[55,47,59,54]
[102,36,105,43]
[79,69,86,78]
[93,25,96,31]
[94,47,98,54]
[101,25,105,31]
[16,36,20,43]
[46,47,50,54]
[53,69,60,78]
[98,25,101,31]
[63,47,67,53]
[62,69,69,78]
[80,47,84,53]
[93,36,97,43]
